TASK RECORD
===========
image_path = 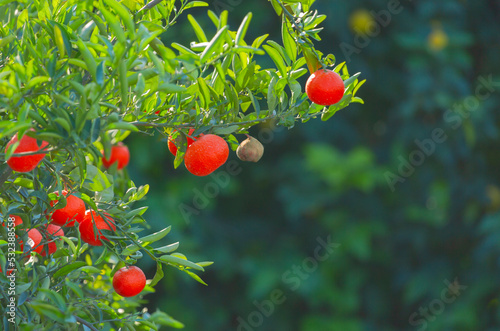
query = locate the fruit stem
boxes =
[274,0,325,70]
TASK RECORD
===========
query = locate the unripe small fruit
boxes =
[5,131,49,172]
[101,143,130,170]
[48,190,86,227]
[184,134,229,176]
[20,228,43,254]
[41,224,64,256]
[113,266,147,297]
[236,136,264,162]
[306,69,345,106]
[79,210,116,246]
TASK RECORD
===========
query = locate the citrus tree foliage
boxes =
[0,0,363,329]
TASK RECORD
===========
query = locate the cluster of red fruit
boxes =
[3,192,146,297]
[3,68,345,297]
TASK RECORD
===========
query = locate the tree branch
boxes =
[138,0,163,14]
[130,116,276,129]
[0,165,13,190]
[75,316,99,331]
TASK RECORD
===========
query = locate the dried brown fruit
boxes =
[236,136,264,162]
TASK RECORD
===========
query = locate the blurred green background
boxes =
[128,0,500,330]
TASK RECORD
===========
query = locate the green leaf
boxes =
[103,0,135,33]
[96,61,105,86]
[269,0,283,15]
[150,262,164,287]
[267,40,291,66]
[139,226,171,243]
[12,178,34,189]
[187,14,208,42]
[183,1,208,9]
[343,72,361,88]
[301,45,321,74]
[213,125,239,135]
[76,39,97,78]
[158,83,187,93]
[118,60,129,111]
[196,77,211,109]
[321,94,353,121]
[247,89,260,116]
[282,17,297,62]
[53,22,72,58]
[184,270,208,286]
[100,3,126,43]
[150,311,184,328]
[200,26,228,62]
[263,45,286,77]
[353,79,366,96]
[53,262,86,278]
[30,303,65,323]
[159,255,204,271]
[235,13,253,46]
[252,34,269,49]
[154,242,179,254]
[352,96,364,104]
[54,118,72,133]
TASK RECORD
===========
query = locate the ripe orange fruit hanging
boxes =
[5,131,49,172]
[112,266,147,297]
[101,142,130,170]
[48,190,86,227]
[168,128,201,156]
[20,228,43,254]
[184,134,229,176]
[306,69,345,106]
[78,210,116,246]
[41,224,64,256]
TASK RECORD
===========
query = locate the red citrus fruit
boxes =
[184,134,229,176]
[20,228,43,254]
[1,215,22,274]
[305,69,345,106]
[41,224,64,256]
[101,143,130,170]
[112,266,147,297]
[48,190,86,227]
[79,210,116,246]
[2,215,23,228]
[5,131,49,172]
[168,128,201,156]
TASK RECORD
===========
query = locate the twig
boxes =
[138,0,163,14]
[75,316,99,331]
[130,115,276,129]
[0,166,13,189]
